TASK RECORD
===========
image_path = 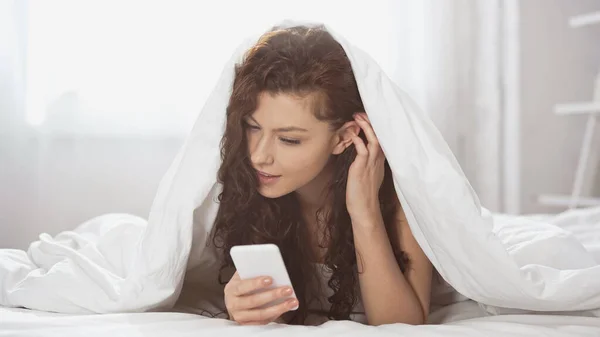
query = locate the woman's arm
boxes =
[352,198,433,326]
[346,113,432,325]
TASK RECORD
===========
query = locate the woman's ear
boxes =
[332,121,360,155]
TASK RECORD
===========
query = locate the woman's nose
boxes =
[250,138,274,166]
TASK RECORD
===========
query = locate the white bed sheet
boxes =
[2,207,599,336]
[1,306,599,337]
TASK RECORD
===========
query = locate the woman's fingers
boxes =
[224,273,295,325]
[234,298,298,324]
[353,113,381,159]
[351,136,369,165]
[226,275,272,297]
[236,286,294,311]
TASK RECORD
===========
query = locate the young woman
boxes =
[211,25,432,326]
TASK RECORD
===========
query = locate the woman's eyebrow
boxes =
[246,116,260,125]
[274,126,308,132]
[249,116,308,132]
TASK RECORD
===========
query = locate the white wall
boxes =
[0,2,183,249]
[1,89,181,251]
[519,0,600,213]
[0,134,182,249]
[0,116,183,249]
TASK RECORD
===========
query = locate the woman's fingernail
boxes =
[283,287,293,295]
[263,277,272,285]
[289,299,298,307]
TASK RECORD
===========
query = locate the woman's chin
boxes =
[257,185,291,199]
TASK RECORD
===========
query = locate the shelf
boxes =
[554,102,600,115]
[569,11,600,28]
[538,194,600,208]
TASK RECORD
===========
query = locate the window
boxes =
[24,0,425,137]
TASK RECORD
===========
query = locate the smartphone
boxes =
[230,243,298,310]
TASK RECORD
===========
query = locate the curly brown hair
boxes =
[211,25,408,324]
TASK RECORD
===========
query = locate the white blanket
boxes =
[1,20,600,319]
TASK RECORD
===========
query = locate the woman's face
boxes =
[246,92,349,199]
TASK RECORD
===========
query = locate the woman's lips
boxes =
[257,170,281,185]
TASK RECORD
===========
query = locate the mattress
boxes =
[2,206,599,336]
[1,304,599,337]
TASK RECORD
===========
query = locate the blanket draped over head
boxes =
[1,20,599,315]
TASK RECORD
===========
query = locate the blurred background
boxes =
[1,0,599,249]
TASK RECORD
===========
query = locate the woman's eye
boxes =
[280,138,301,145]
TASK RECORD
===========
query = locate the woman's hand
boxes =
[224,272,298,325]
[346,113,385,228]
